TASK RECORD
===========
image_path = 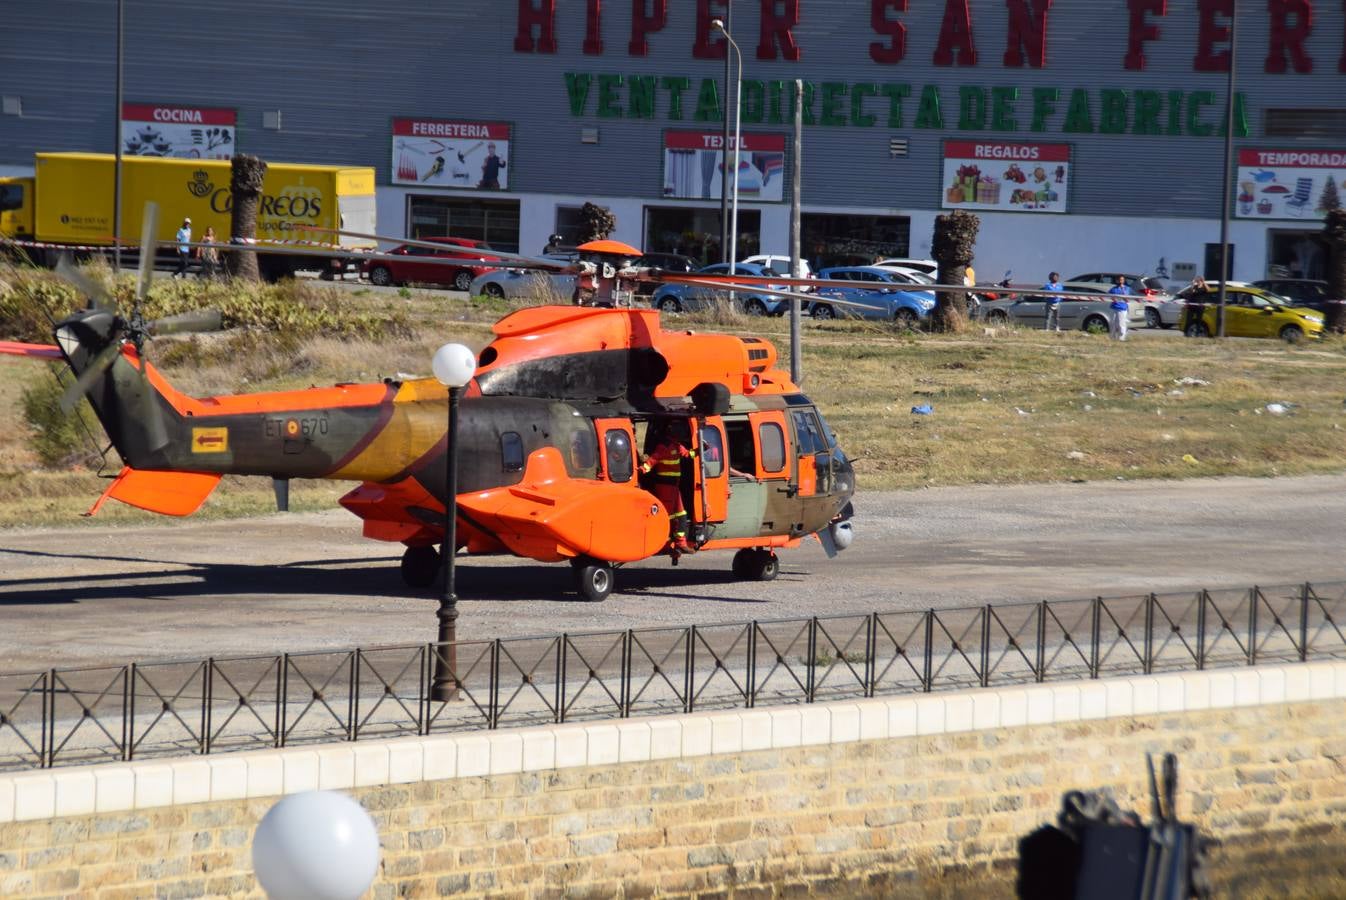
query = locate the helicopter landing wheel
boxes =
[732,548,779,582]
[401,544,441,588]
[572,556,615,602]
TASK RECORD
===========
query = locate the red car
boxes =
[362,237,498,292]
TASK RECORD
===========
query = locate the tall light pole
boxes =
[712,18,743,270]
[717,3,732,263]
[113,0,124,273]
[1215,0,1239,338]
[430,342,476,703]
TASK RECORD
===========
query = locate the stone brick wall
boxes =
[3,661,1346,898]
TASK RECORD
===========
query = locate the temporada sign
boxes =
[1234,148,1346,220]
[391,119,512,190]
[941,140,1070,213]
[120,103,236,159]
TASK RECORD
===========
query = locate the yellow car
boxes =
[1181,283,1325,342]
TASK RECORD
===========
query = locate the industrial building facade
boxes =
[4,1,1345,283]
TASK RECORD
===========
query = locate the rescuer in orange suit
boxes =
[641,423,697,551]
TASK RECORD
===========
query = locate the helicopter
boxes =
[1,212,856,602]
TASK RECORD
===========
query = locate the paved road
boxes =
[2,474,1342,672]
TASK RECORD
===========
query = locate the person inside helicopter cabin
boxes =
[640,421,698,551]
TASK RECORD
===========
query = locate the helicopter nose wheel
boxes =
[400,544,442,588]
[732,548,779,581]
[570,556,615,602]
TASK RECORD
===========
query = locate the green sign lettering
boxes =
[992,86,1018,132]
[660,76,690,120]
[914,85,943,129]
[1030,87,1059,132]
[565,73,592,116]
[881,83,911,128]
[958,86,986,130]
[694,78,721,122]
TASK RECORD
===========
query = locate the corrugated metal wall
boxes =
[3,1,1342,220]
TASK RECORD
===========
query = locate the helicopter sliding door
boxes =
[690,416,729,527]
[594,418,636,484]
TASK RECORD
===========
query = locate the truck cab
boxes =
[0,177,35,240]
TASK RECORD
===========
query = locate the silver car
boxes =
[469,267,576,301]
[1067,272,1178,328]
[980,283,1146,331]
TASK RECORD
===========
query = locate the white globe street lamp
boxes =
[431,342,476,702]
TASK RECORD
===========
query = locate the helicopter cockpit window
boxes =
[792,410,822,455]
[759,422,786,473]
[814,409,839,449]
[699,426,724,478]
[604,429,633,483]
[569,426,598,472]
[501,431,524,472]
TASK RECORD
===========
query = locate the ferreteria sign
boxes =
[563,76,1250,138]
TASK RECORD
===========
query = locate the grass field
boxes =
[2,282,1345,528]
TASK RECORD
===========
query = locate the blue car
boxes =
[650,262,786,316]
[809,266,937,325]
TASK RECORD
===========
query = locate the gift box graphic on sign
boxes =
[976,178,1001,204]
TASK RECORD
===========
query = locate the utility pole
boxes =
[113,0,124,273]
[790,79,803,385]
[1215,0,1238,338]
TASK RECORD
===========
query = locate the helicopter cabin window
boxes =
[604,429,634,482]
[791,410,824,455]
[569,426,598,473]
[501,432,524,472]
[699,425,724,478]
[758,422,786,473]
[724,418,756,477]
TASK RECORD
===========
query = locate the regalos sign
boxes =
[941,140,1070,213]
[121,103,236,160]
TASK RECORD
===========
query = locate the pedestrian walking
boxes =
[1042,271,1064,331]
[174,217,192,278]
[1107,274,1132,341]
[196,226,221,279]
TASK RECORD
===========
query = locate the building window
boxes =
[643,206,762,266]
[1264,109,1346,140]
[408,196,520,252]
[802,213,910,270]
[553,206,586,251]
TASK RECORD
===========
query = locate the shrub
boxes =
[19,366,103,468]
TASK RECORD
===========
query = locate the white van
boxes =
[743,255,813,291]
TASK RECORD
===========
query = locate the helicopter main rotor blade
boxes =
[55,255,115,309]
[137,201,160,302]
[147,308,224,336]
[59,341,123,414]
[290,224,575,270]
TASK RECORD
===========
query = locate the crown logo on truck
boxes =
[187,170,213,198]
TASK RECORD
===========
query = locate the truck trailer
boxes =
[0,153,376,280]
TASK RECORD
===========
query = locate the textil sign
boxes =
[662,131,786,202]
[1234,149,1346,220]
[941,140,1069,213]
[120,104,236,160]
[392,119,512,191]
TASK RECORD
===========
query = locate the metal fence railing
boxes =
[3,581,1343,773]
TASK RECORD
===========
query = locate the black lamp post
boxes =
[430,342,476,702]
[1216,0,1239,338]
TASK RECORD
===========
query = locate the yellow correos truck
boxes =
[0,153,376,279]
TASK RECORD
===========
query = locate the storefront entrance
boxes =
[643,206,761,266]
[801,213,911,270]
[1266,229,1330,280]
[407,196,521,252]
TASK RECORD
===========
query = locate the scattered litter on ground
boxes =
[1082,404,1093,411]
[1081,390,1097,398]
[1015,407,1031,416]
[1161,433,1175,441]
[1168,390,1185,397]
[1066,450,1086,460]
[1175,377,1210,387]
[1182,454,1200,464]
[1266,403,1287,415]
[911,404,933,415]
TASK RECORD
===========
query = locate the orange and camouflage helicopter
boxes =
[0,217,855,601]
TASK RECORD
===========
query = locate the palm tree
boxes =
[930,210,979,332]
[226,154,268,282]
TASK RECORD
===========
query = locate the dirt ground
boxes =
[2,473,1343,672]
